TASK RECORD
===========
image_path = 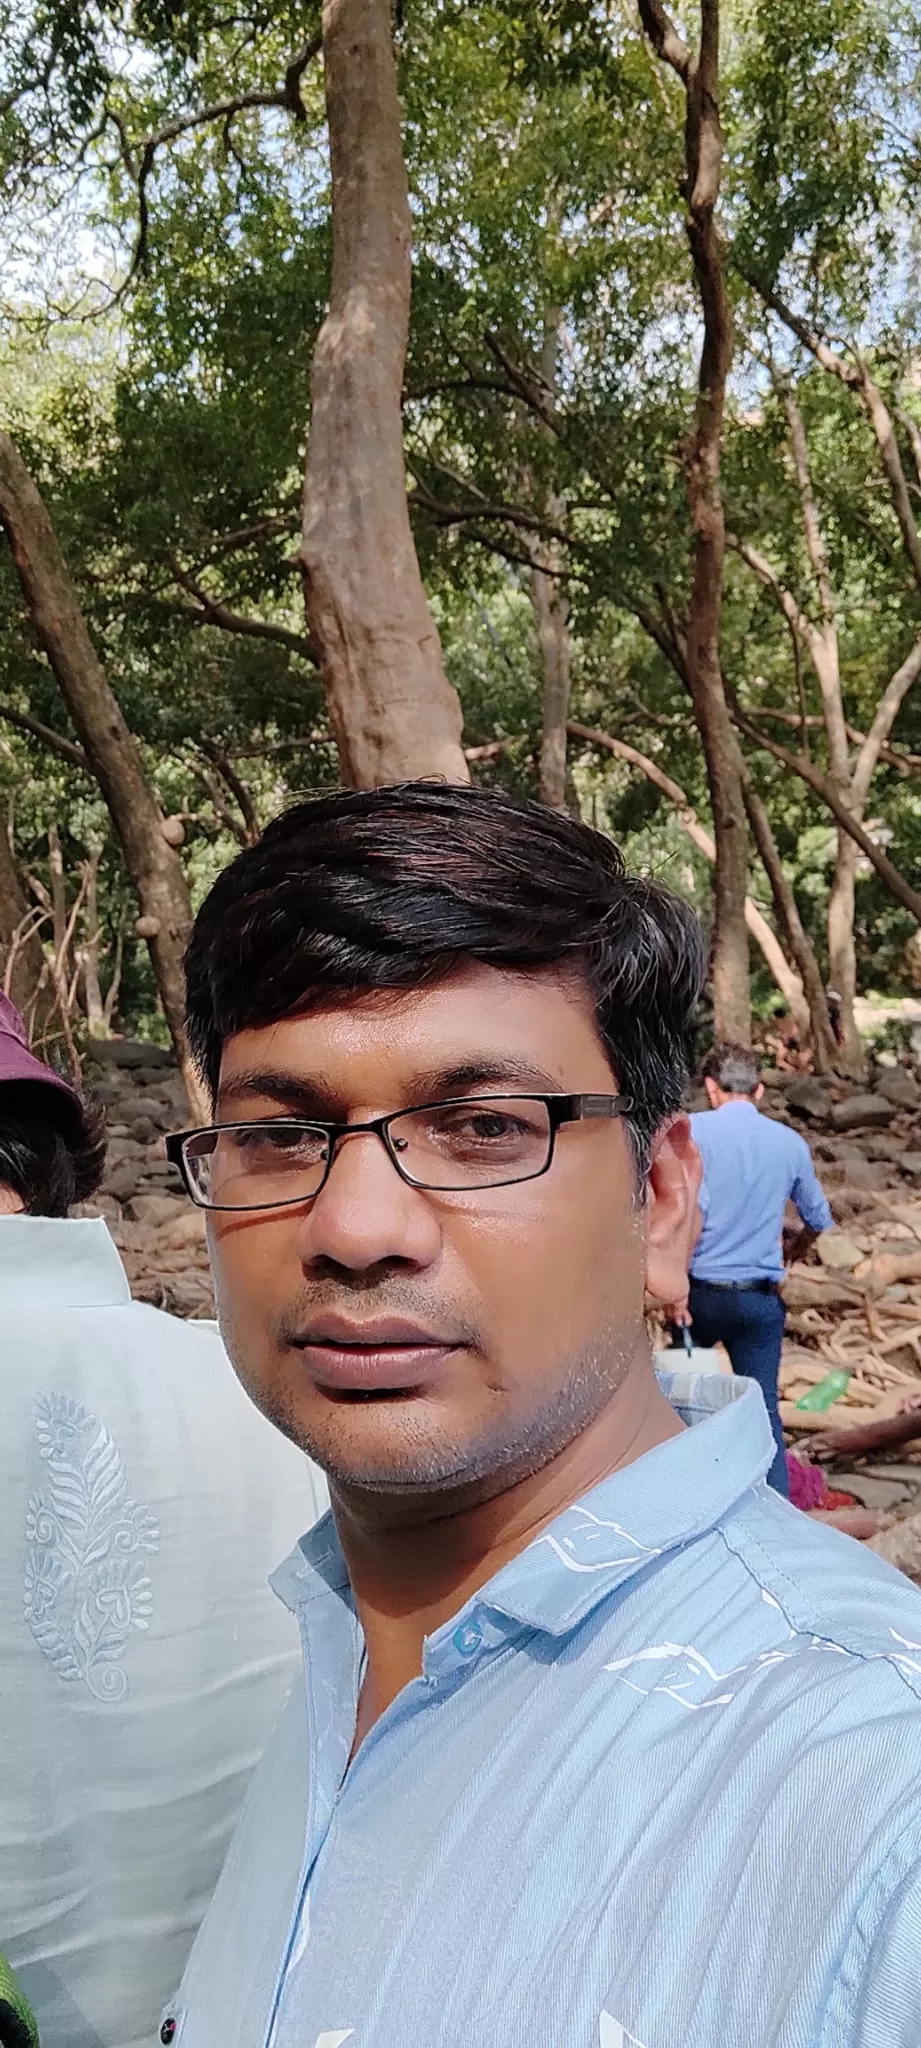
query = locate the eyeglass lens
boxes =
[182,1097,555,1207]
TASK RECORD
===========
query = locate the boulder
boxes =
[114,1093,174,1129]
[86,1038,173,1070]
[815,1137,865,1163]
[104,1163,144,1201]
[842,1157,890,1189]
[104,1137,148,1167]
[131,1116,157,1145]
[863,1134,907,1162]
[831,1093,897,1131]
[787,1077,831,1121]
[128,1193,188,1228]
[875,1067,921,1111]
[899,1154,921,1179]
[815,1230,863,1272]
[160,1210,207,1250]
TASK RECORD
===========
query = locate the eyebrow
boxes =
[215,1056,564,1119]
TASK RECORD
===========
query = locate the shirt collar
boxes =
[272,1371,774,1647]
[0,1215,132,1307]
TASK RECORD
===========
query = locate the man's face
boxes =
[208,963,697,1505]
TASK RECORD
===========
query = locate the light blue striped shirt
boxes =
[166,1370,921,2048]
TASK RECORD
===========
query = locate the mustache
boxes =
[275,1278,485,1354]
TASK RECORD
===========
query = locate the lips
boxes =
[291,1317,460,1393]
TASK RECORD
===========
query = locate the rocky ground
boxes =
[77,1039,214,1318]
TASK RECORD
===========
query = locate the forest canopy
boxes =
[1,0,921,1097]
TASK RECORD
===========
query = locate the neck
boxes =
[332,1353,682,1743]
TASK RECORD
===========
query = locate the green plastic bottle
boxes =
[795,1369,852,1413]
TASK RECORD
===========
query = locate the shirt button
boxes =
[160,2021,177,2044]
[453,1620,483,1656]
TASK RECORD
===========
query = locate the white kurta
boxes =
[0,1215,327,2048]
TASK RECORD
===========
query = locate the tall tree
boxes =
[638,0,751,1042]
[299,0,469,785]
[0,436,204,1109]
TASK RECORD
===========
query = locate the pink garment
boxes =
[786,1453,827,1511]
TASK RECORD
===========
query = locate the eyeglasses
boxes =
[165,1092,632,1211]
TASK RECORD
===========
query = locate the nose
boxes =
[294,1124,443,1273]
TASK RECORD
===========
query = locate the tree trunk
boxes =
[827,831,863,1074]
[739,771,838,1072]
[567,720,804,1018]
[78,840,107,1038]
[639,0,751,1043]
[0,815,54,1037]
[0,434,205,1115]
[299,0,468,787]
[527,310,573,812]
[532,522,571,810]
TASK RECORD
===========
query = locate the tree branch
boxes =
[852,633,921,809]
[568,719,806,1008]
[731,703,921,922]
[751,278,921,593]
[125,30,322,282]
[636,0,693,80]
[782,383,835,625]
[169,569,318,661]
[729,532,817,654]
[0,702,89,771]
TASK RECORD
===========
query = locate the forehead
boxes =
[216,960,614,1110]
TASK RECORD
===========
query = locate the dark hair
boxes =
[702,1041,761,1097]
[0,1082,108,1215]
[184,783,707,1170]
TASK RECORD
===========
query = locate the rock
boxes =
[133,1067,186,1096]
[160,1210,207,1250]
[843,1157,891,1189]
[899,1153,921,1179]
[816,1137,865,1163]
[128,1193,188,1227]
[133,1157,182,1183]
[86,1038,172,1070]
[105,1137,148,1167]
[131,1115,157,1144]
[816,1229,863,1271]
[104,1163,145,1201]
[113,1092,173,1128]
[86,1075,122,1106]
[831,1093,897,1131]
[787,1077,831,1121]
[875,1068,921,1110]
[863,1134,906,1162]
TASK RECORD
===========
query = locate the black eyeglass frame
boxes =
[165,1091,634,1211]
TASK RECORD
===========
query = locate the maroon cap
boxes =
[0,993,80,1104]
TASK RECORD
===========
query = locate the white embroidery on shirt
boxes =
[24,1391,159,1702]
[604,1609,921,1711]
[541,1505,662,1575]
[599,2013,648,2048]
[603,1632,839,1709]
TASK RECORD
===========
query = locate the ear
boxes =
[644,1114,702,1309]
[703,1077,720,1108]
[753,1082,764,1104]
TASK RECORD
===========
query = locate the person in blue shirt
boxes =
[686,1041,833,1497]
[163,784,921,2048]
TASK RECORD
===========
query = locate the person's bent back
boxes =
[0,998,327,2048]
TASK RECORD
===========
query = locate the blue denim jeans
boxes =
[687,1279,789,1497]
